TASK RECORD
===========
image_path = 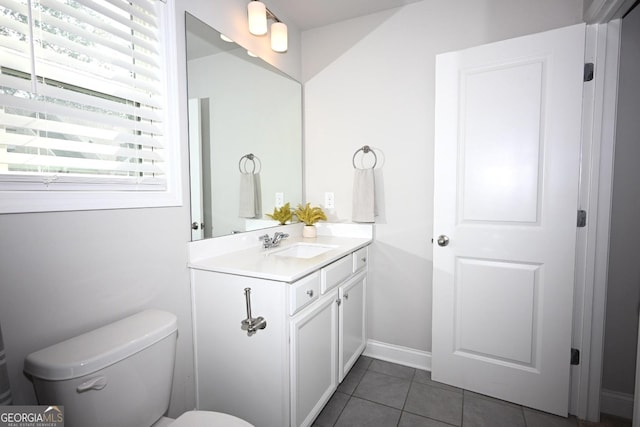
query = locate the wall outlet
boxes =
[324,192,335,209]
[275,192,284,208]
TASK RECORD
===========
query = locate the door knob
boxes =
[437,235,450,247]
[192,222,204,230]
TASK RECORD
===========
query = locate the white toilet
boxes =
[24,310,253,427]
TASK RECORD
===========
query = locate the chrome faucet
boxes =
[259,232,289,249]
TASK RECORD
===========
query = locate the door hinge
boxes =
[577,210,587,228]
[584,63,594,82]
[571,348,580,365]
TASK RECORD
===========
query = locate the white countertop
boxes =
[188,234,372,283]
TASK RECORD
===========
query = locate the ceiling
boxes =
[186,0,424,59]
[269,0,424,30]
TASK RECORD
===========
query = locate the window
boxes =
[0,0,180,213]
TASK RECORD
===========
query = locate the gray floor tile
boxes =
[463,393,525,427]
[334,396,401,427]
[320,356,588,427]
[353,371,411,409]
[412,369,463,393]
[523,407,578,427]
[369,358,416,380]
[352,355,373,371]
[313,392,350,427]
[463,390,522,409]
[463,390,522,408]
[337,365,367,395]
[399,411,455,427]
[404,382,463,426]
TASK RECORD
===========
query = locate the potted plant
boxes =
[265,202,293,225]
[294,203,327,238]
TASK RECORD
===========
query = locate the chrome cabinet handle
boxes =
[344,293,349,300]
[335,298,342,306]
[306,289,314,298]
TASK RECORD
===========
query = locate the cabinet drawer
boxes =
[321,255,352,294]
[353,247,368,272]
[290,271,320,315]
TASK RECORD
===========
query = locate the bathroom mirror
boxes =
[185,13,303,240]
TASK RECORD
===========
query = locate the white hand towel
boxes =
[239,172,257,218]
[352,168,376,223]
[253,172,262,218]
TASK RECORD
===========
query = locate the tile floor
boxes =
[312,356,631,427]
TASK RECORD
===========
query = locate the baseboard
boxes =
[363,339,431,371]
[600,388,634,419]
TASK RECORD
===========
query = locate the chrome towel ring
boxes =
[238,153,261,174]
[352,145,377,169]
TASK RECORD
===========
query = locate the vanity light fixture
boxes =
[247,0,267,35]
[270,21,287,52]
[247,0,288,53]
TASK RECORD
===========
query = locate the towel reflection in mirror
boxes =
[239,154,262,218]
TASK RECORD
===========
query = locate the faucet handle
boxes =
[258,234,271,242]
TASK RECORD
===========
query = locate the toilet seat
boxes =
[170,410,254,427]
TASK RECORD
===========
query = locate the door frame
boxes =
[571,19,621,422]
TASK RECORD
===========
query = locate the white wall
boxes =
[0,0,302,418]
[302,0,583,354]
[0,209,195,415]
[602,5,640,396]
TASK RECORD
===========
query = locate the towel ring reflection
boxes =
[352,145,377,169]
[239,153,261,174]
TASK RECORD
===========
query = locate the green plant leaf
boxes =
[265,202,292,225]
[294,203,327,226]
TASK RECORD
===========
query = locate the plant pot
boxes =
[302,225,317,238]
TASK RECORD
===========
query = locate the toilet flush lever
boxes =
[241,288,267,336]
[76,375,107,393]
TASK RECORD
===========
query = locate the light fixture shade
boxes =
[248,1,267,35]
[270,22,288,52]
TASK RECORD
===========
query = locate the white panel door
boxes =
[432,24,585,416]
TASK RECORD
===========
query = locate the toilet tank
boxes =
[24,310,178,427]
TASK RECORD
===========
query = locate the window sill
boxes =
[0,189,183,214]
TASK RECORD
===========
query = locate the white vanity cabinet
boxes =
[290,264,367,427]
[191,245,369,427]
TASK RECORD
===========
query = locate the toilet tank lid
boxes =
[24,310,177,381]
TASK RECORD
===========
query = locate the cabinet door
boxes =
[290,291,339,427]
[192,270,289,427]
[339,270,367,382]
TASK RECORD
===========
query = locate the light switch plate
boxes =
[275,192,284,208]
[324,192,335,209]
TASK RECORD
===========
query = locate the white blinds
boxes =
[0,0,166,190]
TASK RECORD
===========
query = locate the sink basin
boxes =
[270,243,338,259]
